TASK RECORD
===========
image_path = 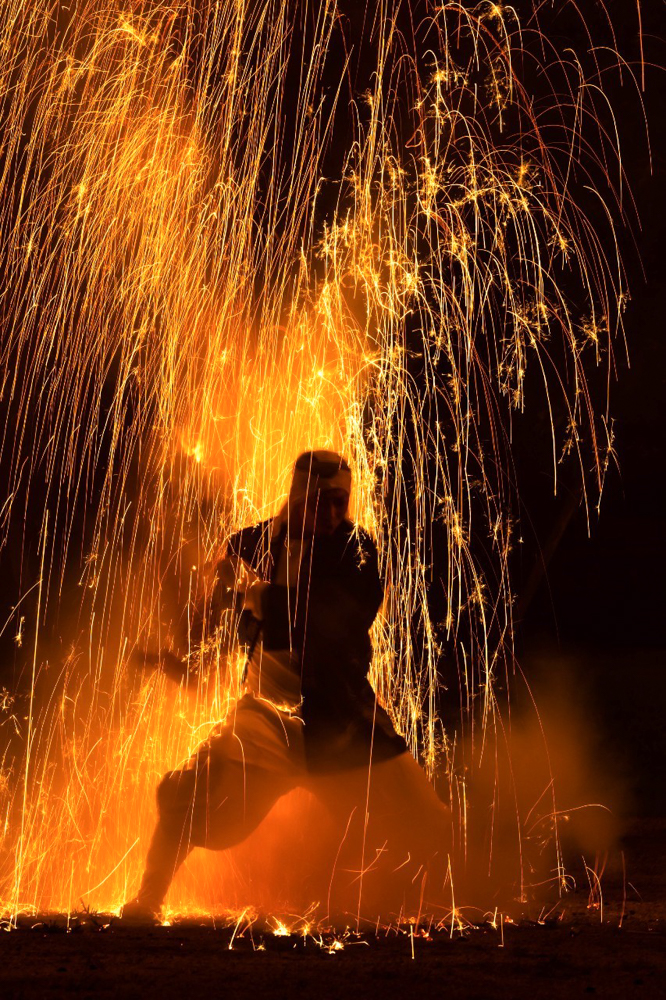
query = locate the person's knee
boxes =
[155,761,236,842]
[156,769,197,824]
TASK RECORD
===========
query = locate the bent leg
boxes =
[136,759,293,912]
[134,700,305,913]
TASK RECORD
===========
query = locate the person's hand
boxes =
[130,647,188,684]
[217,555,260,593]
[130,647,161,672]
[243,580,268,619]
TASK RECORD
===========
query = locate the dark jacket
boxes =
[224,518,407,772]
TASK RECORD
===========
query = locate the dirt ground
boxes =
[1,820,664,1000]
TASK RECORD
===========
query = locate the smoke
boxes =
[449,648,628,917]
[154,649,628,926]
[161,753,452,925]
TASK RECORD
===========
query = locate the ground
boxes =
[1,820,664,999]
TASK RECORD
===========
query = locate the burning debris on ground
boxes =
[1,855,665,1000]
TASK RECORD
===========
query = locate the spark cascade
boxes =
[0,1,637,920]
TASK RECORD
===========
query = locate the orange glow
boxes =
[0,1,634,925]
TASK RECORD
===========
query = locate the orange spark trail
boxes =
[0,1,638,922]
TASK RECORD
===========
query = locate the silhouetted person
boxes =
[123,450,448,920]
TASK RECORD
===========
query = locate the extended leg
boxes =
[313,752,450,920]
[132,768,199,914]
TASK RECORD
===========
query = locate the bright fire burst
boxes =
[0,1,641,924]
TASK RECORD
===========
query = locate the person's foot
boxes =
[115,898,161,926]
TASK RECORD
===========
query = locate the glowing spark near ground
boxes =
[0,1,640,922]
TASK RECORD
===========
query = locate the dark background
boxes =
[513,3,666,649]
[515,2,666,816]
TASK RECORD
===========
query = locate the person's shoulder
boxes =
[226,519,273,558]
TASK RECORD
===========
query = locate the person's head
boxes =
[288,450,351,537]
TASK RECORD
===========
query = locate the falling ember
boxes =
[0,1,638,923]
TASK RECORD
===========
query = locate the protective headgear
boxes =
[288,450,351,507]
[273,450,351,536]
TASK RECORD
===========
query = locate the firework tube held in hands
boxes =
[123,451,448,921]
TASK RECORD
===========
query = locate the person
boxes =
[123,450,449,921]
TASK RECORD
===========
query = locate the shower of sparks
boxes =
[0,1,639,921]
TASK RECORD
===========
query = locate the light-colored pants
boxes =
[137,694,449,914]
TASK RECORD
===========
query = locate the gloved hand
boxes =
[243,580,269,619]
[130,647,189,684]
[214,556,265,617]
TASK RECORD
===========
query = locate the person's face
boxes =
[293,487,349,537]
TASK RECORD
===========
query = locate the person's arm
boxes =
[214,522,276,644]
[299,530,384,651]
[343,530,384,627]
[211,552,260,609]
[317,529,383,628]
[130,647,193,686]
